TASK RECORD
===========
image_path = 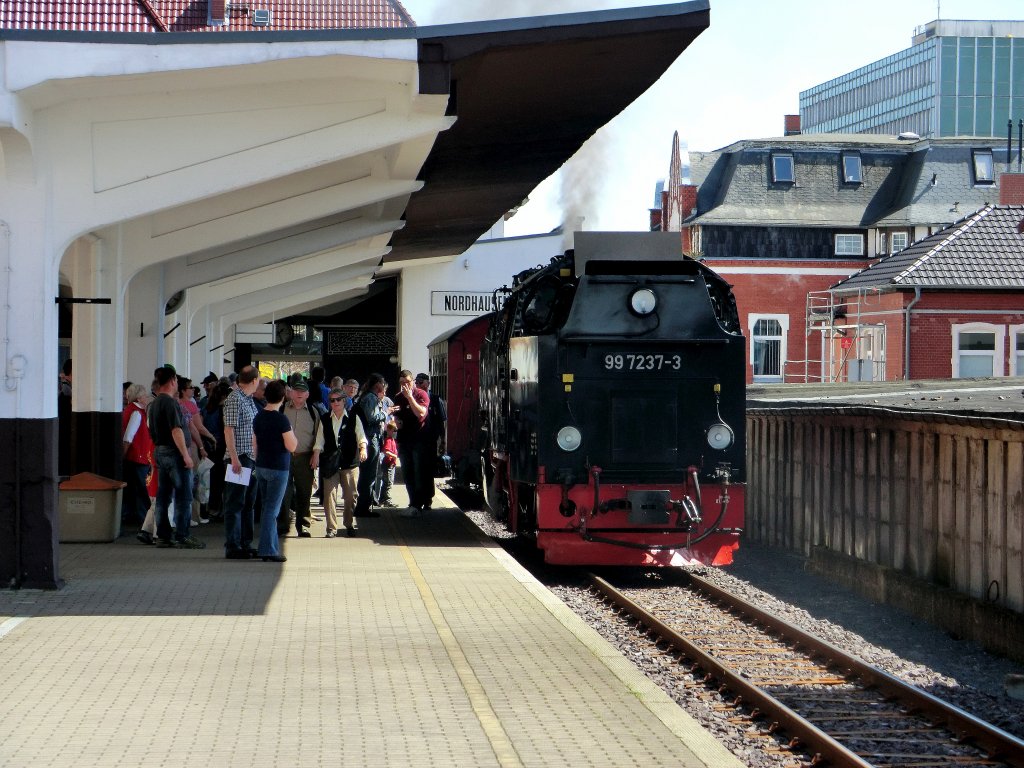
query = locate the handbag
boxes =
[320,449,341,477]
[434,454,452,478]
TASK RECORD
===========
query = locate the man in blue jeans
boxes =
[222,366,260,559]
[149,366,204,549]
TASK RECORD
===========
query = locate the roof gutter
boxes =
[904,287,922,380]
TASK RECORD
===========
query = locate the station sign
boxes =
[235,323,274,343]
[431,291,506,317]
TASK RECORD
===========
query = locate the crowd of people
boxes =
[117,364,447,561]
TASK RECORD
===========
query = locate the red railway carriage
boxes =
[428,315,492,488]
[435,232,746,567]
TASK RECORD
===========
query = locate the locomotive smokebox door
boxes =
[627,490,671,525]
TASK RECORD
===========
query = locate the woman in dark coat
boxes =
[352,373,387,518]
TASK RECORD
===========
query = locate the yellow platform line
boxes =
[389,517,524,768]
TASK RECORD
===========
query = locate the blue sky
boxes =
[399,0,1024,235]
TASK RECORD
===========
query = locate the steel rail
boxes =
[588,573,874,768]
[685,572,1024,768]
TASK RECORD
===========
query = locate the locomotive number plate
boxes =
[603,353,682,371]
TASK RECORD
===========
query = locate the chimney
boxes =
[784,114,801,136]
[679,184,698,220]
[1000,173,1024,205]
[208,0,226,25]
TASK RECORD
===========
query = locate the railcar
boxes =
[437,232,746,566]
[427,314,492,488]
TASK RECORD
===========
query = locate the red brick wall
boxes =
[704,259,865,383]
[844,290,1024,379]
[693,262,1024,384]
[1000,173,1024,205]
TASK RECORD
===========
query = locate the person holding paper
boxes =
[253,380,297,562]
[222,366,260,560]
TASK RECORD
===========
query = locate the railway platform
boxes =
[0,487,740,768]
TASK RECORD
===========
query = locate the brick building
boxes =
[826,204,1024,381]
[660,127,1020,383]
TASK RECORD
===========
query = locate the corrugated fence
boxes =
[746,407,1024,615]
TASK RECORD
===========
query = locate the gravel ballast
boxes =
[460,501,1024,768]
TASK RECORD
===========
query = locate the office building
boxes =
[800,19,1024,139]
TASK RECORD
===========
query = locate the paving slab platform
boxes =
[0,488,741,768]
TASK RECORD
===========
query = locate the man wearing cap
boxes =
[197,372,218,410]
[281,380,323,537]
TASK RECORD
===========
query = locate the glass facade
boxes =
[800,22,1024,138]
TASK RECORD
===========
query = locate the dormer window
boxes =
[841,153,862,184]
[972,149,994,185]
[771,153,795,184]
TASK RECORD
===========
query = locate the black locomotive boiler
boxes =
[477,232,745,567]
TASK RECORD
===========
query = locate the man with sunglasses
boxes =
[319,388,364,537]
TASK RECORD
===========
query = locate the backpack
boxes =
[427,394,447,440]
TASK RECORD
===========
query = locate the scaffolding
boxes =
[803,288,887,383]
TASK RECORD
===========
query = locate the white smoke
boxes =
[559,128,614,249]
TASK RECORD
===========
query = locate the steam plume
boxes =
[560,129,613,249]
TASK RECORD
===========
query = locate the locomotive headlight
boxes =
[706,422,734,450]
[629,288,657,316]
[556,426,582,452]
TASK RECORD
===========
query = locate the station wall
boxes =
[396,229,564,375]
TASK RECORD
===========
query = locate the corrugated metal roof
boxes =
[0,0,415,31]
[832,205,1024,291]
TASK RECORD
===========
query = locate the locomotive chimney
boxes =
[562,216,585,250]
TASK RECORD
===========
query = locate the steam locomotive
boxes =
[430,232,745,567]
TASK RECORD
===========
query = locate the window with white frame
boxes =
[952,323,1004,378]
[972,149,995,185]
[1011,325,1024,376]
[891,231,909,253]
[835,233,865,256]
[749,314,788,382]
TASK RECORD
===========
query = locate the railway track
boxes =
[589,571,1024,768]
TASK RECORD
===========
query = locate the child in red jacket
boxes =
[375,421,399,506]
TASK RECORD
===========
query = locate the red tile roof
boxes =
[0,0,416,32]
